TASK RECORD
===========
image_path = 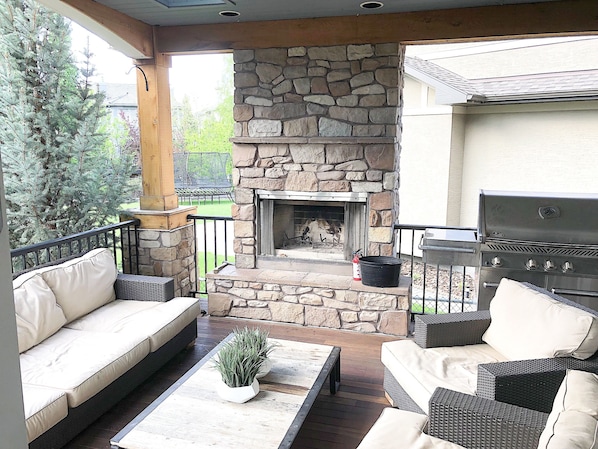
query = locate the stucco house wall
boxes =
[459,102,598,225]
[399,38,598,228]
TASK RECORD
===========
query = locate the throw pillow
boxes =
[42,248,118,323]
[14,274,67,353]
[482,278,598,360]
[537,369,598,448]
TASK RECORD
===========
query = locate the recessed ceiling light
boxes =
[360,1,384,9]
[219,10,240,17]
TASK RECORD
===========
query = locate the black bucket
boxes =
[359,256,402,287]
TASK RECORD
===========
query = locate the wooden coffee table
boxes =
[111,334,341,449]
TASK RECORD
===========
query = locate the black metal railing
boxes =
[187,214,234,296]
[11,219,140,277]
[12,215,479,316]
[395,224,478,315]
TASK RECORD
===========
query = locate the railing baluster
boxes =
[394,224,478,315]
[185,214,234,297]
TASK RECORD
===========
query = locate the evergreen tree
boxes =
[0,0,137,249]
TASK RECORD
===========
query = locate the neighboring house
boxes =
[399,36,598,228]
[97,82,138,121]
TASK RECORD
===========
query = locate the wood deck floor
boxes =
[63,316,404,449]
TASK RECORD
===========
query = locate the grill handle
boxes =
[482,282,499,289]
[417,243,477,254]
[551,288,598,298]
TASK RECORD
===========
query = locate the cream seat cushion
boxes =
[482,278,598,360]
[381,340,507,414]
[13,273,67,353]
[538,369,598,449]
[357,408,466,449]
[22,384,68,443]
[41,248,118,323]
[20,328,149,407]
[65,297,201,352]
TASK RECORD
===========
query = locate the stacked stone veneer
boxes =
[124,224,196,297]
[207,42,410,334]
[231,43,404,268]
[208,265,411,336]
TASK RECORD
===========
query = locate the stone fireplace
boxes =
[207,43,411,336]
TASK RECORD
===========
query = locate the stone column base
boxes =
[123,220,196,297]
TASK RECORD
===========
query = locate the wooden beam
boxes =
[155,0,598,53]
[37,0,154,58]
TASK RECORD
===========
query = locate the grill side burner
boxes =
[477,190,598,311]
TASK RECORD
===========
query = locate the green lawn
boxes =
[190,200,233,217]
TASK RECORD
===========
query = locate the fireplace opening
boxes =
[258,191,367,263]
[275,202,345,259]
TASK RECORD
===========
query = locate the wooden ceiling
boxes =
[38,0,598,60]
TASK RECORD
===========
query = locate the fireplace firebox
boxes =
[257,190,367,262]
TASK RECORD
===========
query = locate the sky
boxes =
[70,22,230,111]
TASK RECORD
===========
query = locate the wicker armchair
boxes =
[382,280,598,415]
[358,388,549,449]
[361,369,598,449]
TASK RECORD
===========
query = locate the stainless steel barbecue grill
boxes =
[477,190,598,310]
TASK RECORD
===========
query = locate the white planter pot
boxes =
[256,357,272,379]
[217,378,259,403]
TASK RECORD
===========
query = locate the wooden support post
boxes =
[135,53,179,213]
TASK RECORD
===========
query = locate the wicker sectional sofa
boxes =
[14,248,201,449]
[381,278,598,416]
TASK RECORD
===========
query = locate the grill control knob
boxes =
[525,259,538,270]
[562,261,574,273]
[544,260,556,271]
[491,256,503,268]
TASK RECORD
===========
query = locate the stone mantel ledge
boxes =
[230,137,397,145]
[207,262,411,297]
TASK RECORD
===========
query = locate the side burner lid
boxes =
[478,190,598,245]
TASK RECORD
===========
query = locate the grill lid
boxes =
[478,190,598,246]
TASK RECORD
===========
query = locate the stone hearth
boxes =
[208,263,411,336]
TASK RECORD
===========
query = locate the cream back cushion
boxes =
[14,274,67,353]
[538,370,598,448]
[482,278,598,360]
[41,248,118,323]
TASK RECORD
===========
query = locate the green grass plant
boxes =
[232,327,276,360]
[411,302,447,314]
[213,340,263,387]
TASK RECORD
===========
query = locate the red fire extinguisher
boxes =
[352,250,362,281]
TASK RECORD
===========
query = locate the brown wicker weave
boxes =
[429,388,548,449]
[383,367,426,414]
[477,353,598,413]
[115,273,175,302]
[414,311,491,348]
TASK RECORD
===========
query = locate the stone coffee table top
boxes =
[111,334,341,449]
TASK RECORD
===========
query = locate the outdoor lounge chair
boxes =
[358,369,598,449]
[381,278,598,415]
